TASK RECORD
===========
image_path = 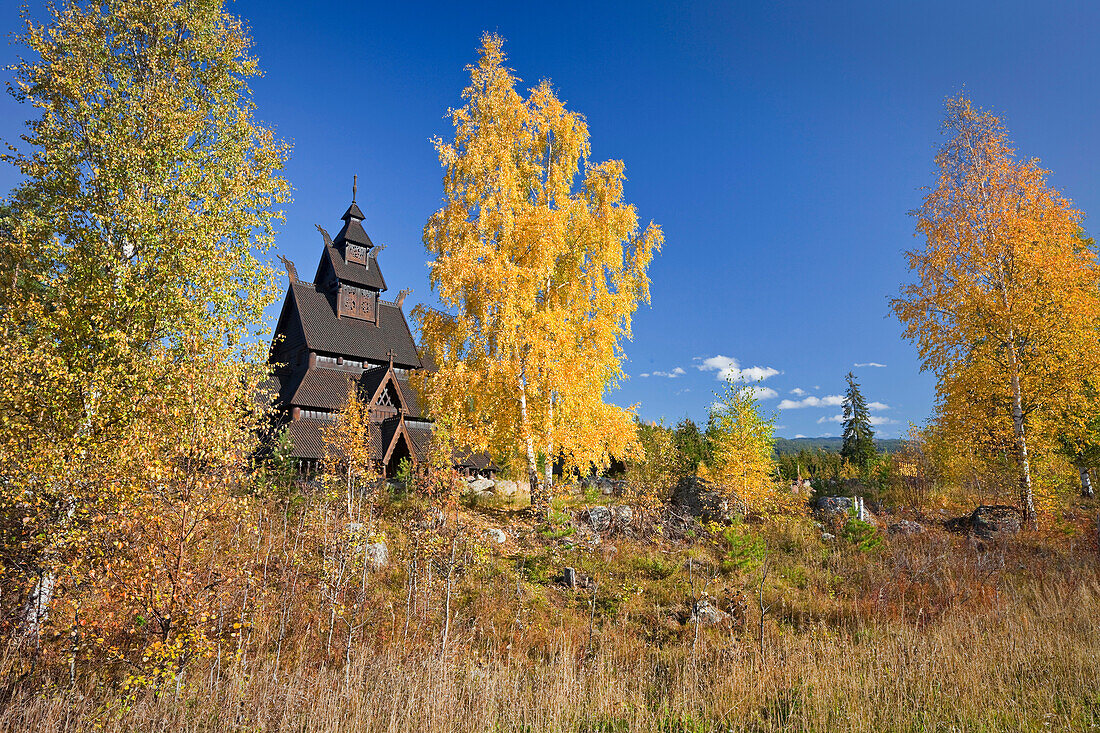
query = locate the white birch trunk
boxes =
[1007,333,1037,529]
[544,393,554,494]
[1080,465,1094,499]
[518,356,540,505]
[20,569,57,639]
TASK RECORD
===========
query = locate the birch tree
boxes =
[0,0,288,645]
[414,35,662,508]
[892,94,1100,529]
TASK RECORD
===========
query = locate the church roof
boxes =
[286,418,386,461]
[406,421,433,460]
[342,202,366,221]
[286,418,325,460]
[287,364,426,419]
[321,241,387,290]
[289,282,421,368]
[334,215,374,249]
[290,368,358,411]
[395,375,421,416]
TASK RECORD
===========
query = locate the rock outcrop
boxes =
[887,520,925,536]
[671,476,746,524]
[814,496,875,524]
[945,505,1023,538]
[690,599,730,626]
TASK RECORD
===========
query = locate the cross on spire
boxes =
[352,174,357,203]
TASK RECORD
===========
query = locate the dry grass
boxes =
[4,499,1100,732]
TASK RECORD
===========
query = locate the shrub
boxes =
[719,522,766,573]
[842,517,882,552]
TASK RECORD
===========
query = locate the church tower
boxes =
[267,182,431,475]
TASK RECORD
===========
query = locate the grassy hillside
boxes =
[5,486,1100,732]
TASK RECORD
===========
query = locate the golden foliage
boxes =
[0,0,288,666]
[893,94,1100,526]
[412,34,662,505]
[705,382,798,516]
[321,384,380,517]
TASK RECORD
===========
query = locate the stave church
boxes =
[266,182,483,477]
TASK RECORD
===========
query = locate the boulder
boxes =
[887,520,925,536]
[466,481,531,512]
[485,528,507,545]
[466,477,495,495]
[586,506,613,533]
[691,599,730,626]
[561,566,595,590]
[595,477,623,496]
[821,532,836,541]
[493,479,523,498]
[611,505,634,527]
[364,542,388,569]
[946,505,1023,538]
[671,476,746,524]
[972,505,1023,537]
[814,496,875,524]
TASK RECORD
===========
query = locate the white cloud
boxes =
[695,355,780,383]
[789,388,808,396]
[793,434,807,439]
[638,366,685,379]
[854,362,887,368]
[739,385,778,401]
[867,401,890,411]
[817,414,895,426]
[778,394,844,410]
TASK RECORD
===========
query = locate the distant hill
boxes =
[774,436,907,455]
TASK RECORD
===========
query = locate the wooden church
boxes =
[266,182,436,476]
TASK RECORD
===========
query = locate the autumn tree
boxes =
[892,94,1100,529]
[322,384,379,518]
[841,372,876,472]
[0,0,288,659]
[624,418,678,507]
[705,381,783,515]
[413,35,662,508]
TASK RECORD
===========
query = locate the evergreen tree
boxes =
[673,417,709,477]
[841,372,876,471]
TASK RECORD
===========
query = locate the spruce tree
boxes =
[841,372,876,471]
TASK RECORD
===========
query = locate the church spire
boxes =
[342,174,365,222]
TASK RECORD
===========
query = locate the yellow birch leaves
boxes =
[414,35,662,489]
[893,94,1100,521]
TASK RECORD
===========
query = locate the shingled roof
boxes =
[286,417,386,461]
[321,243,387,291]
[406,421,433,461]
[395,375,421,417]
[290,282,421,368]
[290,369,358,411]
[287,418,325,460]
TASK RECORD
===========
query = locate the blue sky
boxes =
[2,1,1099,438]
